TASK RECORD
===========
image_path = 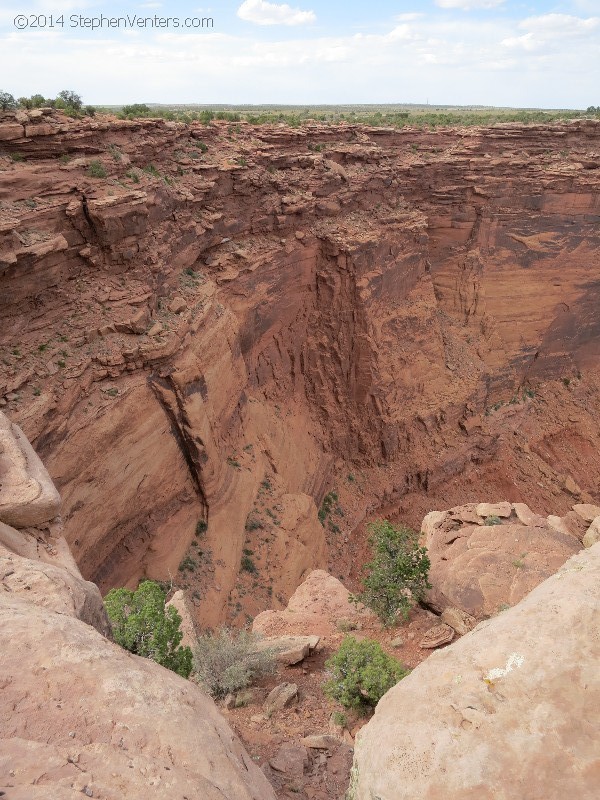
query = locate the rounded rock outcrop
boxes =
[350,544,600,800]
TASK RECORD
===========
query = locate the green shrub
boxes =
[193,628,276,698]
[352,520,431,626]
[87,160,107,178]
[331,710,348,728]
[104,580,193,678]
[122,103,150,117]
[245,514,263,531]
[143,164,160,177]
[195,519,208,537]
[0,91,16,111]
[485,515,502,526]
[179,555,197,572]
[324,636,409,710]
[241,554,257,573]
[58,89,82,111]
[319,490,338,524]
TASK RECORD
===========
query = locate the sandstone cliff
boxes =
[0,409,276,800]
[1,110,599,625]
[350,543,600,800]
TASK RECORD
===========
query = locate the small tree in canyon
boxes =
[324,636,409,710]
[353,520,431,626]
[104,580,193,678]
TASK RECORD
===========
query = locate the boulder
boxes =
[168,296,187,314]
[512,502,547,527]
[269,743,308,777]
[147,321,163,336]
[264,682,298,714]
[0,411,109,637]
[583,517,600,549]
[547,511,588,542]
[420,623,454,649]
[301,734,343,750]
[323,158,349,181]
[573,504,600,524]
[0,413,60,528]
[564,476,582,497]
[166,589,198,649]
[425,503,580,619]
[476,502,512,519]
[253,570,376,638]
[0,123,24,141]
[448,504,485,526]
[0,597,276,800]
[421,510,448,544]
[351,544,600,800]
[253,634,320,665]
[440,607,477,636]
[0,528,110,636]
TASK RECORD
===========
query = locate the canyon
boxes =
[2,409,598,798]
[1,109,600,635]
[2,104,600,798]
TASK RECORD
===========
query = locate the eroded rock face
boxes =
[0,597,276,800]
[2,113,600,626]
[351,544,600,800]
[423,502,580,618]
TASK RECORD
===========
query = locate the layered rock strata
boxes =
[1,111,599,623]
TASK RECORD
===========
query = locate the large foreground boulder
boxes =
[0,410,276,800]
[350,544,600,800]
[0,595,276,800]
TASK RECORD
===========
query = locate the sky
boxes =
[0,0,598,107]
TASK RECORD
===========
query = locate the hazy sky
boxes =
[0,0,598,107]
